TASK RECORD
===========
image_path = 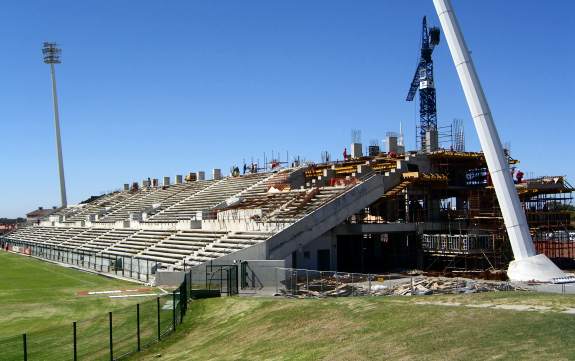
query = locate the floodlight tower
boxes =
[43,42,67,208]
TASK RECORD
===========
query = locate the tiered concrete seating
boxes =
[80,229,137,253]
[5,226,55,244]
[145,181,214,217]
[103,229,175,257]
[60,228,111,249]
[177,231,272,267]
[149,173,271,222]
[271,186,347,222]
[47,227,89,247]
[94,181,213,223]
[62,191,135,223]
[226,190,306,219]
[95,188,159,223]
[138,229,227,264]
[216,170,304,219]
[24,227,69,245]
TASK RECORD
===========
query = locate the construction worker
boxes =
[516,170,524,184]
[343,147,348,161]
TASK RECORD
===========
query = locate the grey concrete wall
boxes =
[295,230,337,270]
[156,271,186,286]
[241,259,286,291]
[265,174,388,262]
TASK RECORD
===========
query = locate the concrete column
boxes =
[351,143,363,158]
[357,164,372,175]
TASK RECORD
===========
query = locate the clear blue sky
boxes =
[0,1,573,218]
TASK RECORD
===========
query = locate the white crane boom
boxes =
[432,0,571,282]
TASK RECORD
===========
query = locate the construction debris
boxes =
[279,276,527,298]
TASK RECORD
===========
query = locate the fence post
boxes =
[22,333,27,361]
[157,297,161,341]
[188,270,192,297]
[137,303,141,352]
[304,270,308,297]
[291,270,295,297]
[172,291,177,331]
[73,321,77,361]
[108,312,113,361]
[275,268,278,294]
[368,274,372,296]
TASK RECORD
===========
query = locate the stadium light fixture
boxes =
[43,42,67,208]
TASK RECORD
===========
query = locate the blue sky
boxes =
[0,1,573,218]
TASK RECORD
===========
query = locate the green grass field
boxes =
[132,293,575,361]
[4,251,575,360]
[0,251,172,360]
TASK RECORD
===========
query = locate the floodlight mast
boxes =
[43,42,67,208]
[432,0,571,282]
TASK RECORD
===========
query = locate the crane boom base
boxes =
[508,254,574,283]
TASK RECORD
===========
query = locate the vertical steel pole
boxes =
[23,333,27,361]
[49,62,67,208]
[73,321,77,361]
[157,297,161,341]
[172,291,176,330]
[136,304,141,352]
[108,312,113,361]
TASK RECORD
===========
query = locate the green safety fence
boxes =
[0,275,189,361]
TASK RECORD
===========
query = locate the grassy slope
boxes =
[0,251,152,336]
[134,293,575,361]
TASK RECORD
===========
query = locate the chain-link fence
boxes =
[275,267,394,297]
[0,276,189,361]
[273,267,549,297]
[0,238,169,283]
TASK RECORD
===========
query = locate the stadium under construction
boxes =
[2,1,574,285]
[2,146,573,281]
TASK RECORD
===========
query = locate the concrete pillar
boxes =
[356,164,372,174]
[425,130,439,153]
[196,171,205,181]
[213,168,222,180]
[386,136,398,153]
[175,175,183,184]
[351,143,363,158]
[163,176,170,186]
[322,169,335,178]
[123,184,130,191]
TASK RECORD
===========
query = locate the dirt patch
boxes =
[77,287,155,297]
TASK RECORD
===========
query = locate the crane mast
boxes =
[406,17,440,153]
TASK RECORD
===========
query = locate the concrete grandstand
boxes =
[2,142,574,281]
